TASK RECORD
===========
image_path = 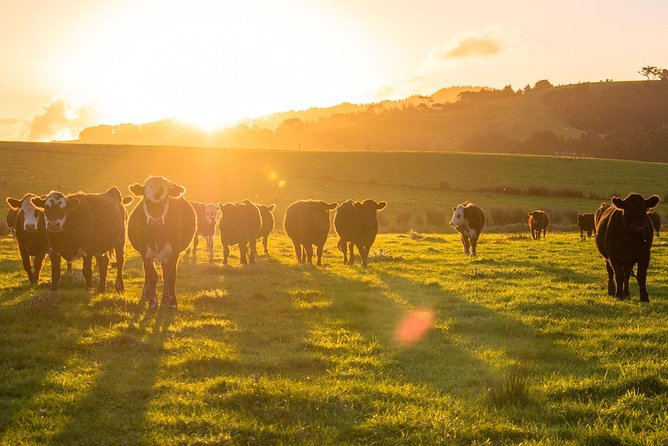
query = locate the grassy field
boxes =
[1,231,667,445]
[2,142,668,232]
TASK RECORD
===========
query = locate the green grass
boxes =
[1,231,667,445]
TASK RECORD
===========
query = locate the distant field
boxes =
[2,141,668,232]
[1,232,667,444]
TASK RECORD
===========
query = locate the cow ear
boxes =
[6,197,21,209]
[129,183,144,196]
[31,195,46,210]
[612,196,624,209]
[66,197,81,211]
[168,183,186,198]
[377,201,387,210]
[269,204,276,211]
[527,212,532,217]
[452,207,456,212]
[353,202,362,209]
[122,196,134,205]
[646,195,660,209]
[327,202,338,210]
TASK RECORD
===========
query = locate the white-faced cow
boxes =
[334,199,387,266]
[595,193,660,302]
[284,200,337,266]
[32,187,132,292]
[449,201,486,256]
[6,194,48,284]
[257,204,276,255]
[218,200,262,266]
[528,210,549,240]
[191,201,217,260]
[128,176,196,309]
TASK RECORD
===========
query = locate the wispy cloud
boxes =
[28,98,86,141]
[432,29,504,60]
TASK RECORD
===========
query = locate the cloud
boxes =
[28,98,84,141]
[434,30,504,60]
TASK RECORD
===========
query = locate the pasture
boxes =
[2,143,668,444]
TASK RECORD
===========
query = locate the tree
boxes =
[533,79,554,91]
[660,69,668,81]
[639,66,661,80]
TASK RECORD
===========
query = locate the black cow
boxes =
[595,194,660,302]
[284,200,337,266]
[191,202,217,260]
[128,176,196,309]
[32,187,131,292]
[449,201,486,256]
[218,200,262,265]
[334,199,387,266]
[648,211,661,237]
[6,194,48,283]
[6,207,18,238]
[257,204,276,255]
[528,210,549,240]
[577,213,596,239]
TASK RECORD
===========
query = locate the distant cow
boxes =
[449,201,485,256]
[218,200,262,265]
[32,187,131,292]
[6,194,48,283]
[191,201,217,260]
[528,210,549,240]
[334,199,387,266]
[128,177,196,309]
[595,193,660,302]
[648,211,661,237]
[577,213,596,239]
[6,207,18,237]
[257,204,276,255]
[284,200,337,266]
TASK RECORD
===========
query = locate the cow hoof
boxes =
[148,300,158,309]
[640,294,650,303]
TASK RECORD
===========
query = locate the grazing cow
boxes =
[528,210,549,240]
[449,201,485,256]
[191,201,217,260]
[257,204,276,255]
[284,200,338,266]
[217,200,262,265]
[6,194,48,283]
[595,193,660,302]
[32,187,131,292]
[128,176,196,309]
[648,211,661,237]
[577,213,596,239]
[334,199,387,266]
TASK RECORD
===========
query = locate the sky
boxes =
[1,0,666,141]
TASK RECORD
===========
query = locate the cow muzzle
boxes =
[46,221,64,233]
[23,223,37,232]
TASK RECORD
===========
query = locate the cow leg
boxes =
[542,228,546,239]
[207,235,214,261]
[605,261,615,296]
[67,261,73,273]
[82,256,93,289]
[587,229,592,238]
[162,256,179,309]
[263,235,269,255]
[315,244,323,266]
[115,245,125,293]
[460,234,470,256]
[249,238,257,265]
[611,262,626,300]
[34,253,46,283]
[304,244,314,265]
[580,229,584,239]
[19,247,35,284]
[239,243,248,265]
[192,234,199,256]
[471,236,479,257]
[50,253,62,291]
[636,257,650,302]
[142,256,159,308]
[338,239,348,264]
[292,241,302,263]
[348,242,356,265]
[223,244,230,265]
[356,242,368,267]
[97,254,109,292]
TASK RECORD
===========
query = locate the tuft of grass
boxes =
[487,366,530,407]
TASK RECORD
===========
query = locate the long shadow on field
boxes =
[50,310,173,445]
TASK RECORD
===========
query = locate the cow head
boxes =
[31,191,80,233]
[449,202,469,229]
[577,214,584,225]
[305,201,338,231]
[129,176,186,226]
[204,203,218,226]
[6,194,41,232]
[258,204,276,212]
[611,193,660,233]
[352,199,387,225]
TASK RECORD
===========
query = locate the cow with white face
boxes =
[449,201,486,256]
[6,194,48,283]
[191,201,218,260]
[128,176,196,309]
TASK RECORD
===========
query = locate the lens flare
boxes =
[395,308,434,345]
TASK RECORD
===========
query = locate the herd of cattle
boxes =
[4,175,663,307]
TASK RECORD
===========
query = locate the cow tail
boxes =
[337,238,344,252]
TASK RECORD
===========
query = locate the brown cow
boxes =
[32,187,131,292]
[218,200,262,265]
[528,210,549,240]
[577,213,596,239]
[257,204,276,255]
[334,199,387,266]
[284,200,337,266]
[648,211,661,237]
[449,201,485,256]
[128,176,196,309]
[595,194,660,302]
[6,194,48,284]
[191,201,217,260]
[6,207,18,238]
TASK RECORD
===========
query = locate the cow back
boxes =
[284,200,330,245]
[463,204,486,232]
